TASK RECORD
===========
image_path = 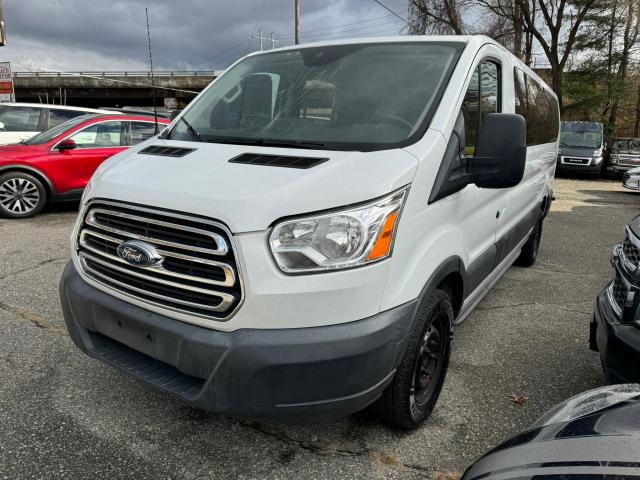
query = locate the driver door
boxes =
[51,120,128,192]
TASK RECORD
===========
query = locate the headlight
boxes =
[593,156,603,164]
[269,188,408,273]
[532,384,640,428]
[610,154,619,165]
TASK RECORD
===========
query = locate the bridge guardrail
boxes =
[13,71,220,78]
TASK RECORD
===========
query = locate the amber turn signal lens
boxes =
[368,211,399,261]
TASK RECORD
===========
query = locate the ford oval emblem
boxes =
[116,240,161,267]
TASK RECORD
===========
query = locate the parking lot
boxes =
[0,177,637,479]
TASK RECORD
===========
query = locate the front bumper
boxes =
[60,262,416,422]
[591,286,640,383]
[556,159,600,173]
[608,164,640,175]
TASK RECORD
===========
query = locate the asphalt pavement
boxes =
[0,177,637,479]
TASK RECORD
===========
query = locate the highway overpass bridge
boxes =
[12,71,220,109]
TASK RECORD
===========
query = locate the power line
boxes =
[277,18,404,41]
[300,25,404,43]
[292,14,396,35]
[244,0,268,55]
[370,0,410,26]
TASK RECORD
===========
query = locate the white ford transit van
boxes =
[60,36,559,429]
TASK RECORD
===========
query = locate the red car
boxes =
[0,113,169,218]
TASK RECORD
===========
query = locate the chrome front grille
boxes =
[617,155,640,167]
[608,273,627,316]
[619,229,640,272]
[76,201,242,320]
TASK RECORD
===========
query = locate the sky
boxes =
[1,0,410,72]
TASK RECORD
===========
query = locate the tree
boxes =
[407,0,469,34]
[507,0,602,112]
[475,0,537,65]
[569,0,639,133]
[606,0,639,130]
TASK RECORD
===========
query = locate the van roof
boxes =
[246,34,495,51]
[0,102,121,114]
[242,35,555,98]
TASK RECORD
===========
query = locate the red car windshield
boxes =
[23,115,95,145]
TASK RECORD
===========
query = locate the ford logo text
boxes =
[116,240,162,267]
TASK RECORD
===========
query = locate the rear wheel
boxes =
[515,219,543,267]
[371,289,453,430]
[0,172,47,219]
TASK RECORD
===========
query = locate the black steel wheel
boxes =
[371,289,453,430]
[0,172,47,219]
[515,219,543,267]
[410,316,448,415]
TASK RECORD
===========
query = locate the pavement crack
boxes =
[477,302,591,315]
[242,421,433,476]
[0,301,68,336]
[0,256,68,281]
[528,266,610,280]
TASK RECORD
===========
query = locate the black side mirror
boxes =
[57,138,77,151]
[468,113,526,189]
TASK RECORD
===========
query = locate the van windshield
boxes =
[559,121,603,150]
[167,42,463,151]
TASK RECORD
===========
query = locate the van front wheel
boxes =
[372,289,453,430]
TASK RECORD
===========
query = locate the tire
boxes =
[0,172,47,219]
[371,289,453,430]
[599,162,608,179]
[515,219,543,267]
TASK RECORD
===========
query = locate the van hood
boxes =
[558,146,600,158]
[89,140,419,233]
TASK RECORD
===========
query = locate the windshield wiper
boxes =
[205,137,327,150]
[169,117,202,142]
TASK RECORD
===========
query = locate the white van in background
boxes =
[60,36,559,429]
[0,103,118,145]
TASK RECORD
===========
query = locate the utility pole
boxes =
[253,31,281,50]
[294,0,300,44]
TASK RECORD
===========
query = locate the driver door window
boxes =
[461,60,501,155]
[69,121,126,148]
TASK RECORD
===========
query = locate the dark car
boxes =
[607,137,640,175]
[590,215,640,383]
[463,384,640,479]
[556,121,605,177]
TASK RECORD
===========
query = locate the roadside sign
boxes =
[0,62,14,102]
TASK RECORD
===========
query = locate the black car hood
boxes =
[558,146,599,157]
[463,400,640,479]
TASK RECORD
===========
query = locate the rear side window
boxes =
[0,106,41,131]
[49,109,84,128]
[514,68,559,146]
[129,121,158,145]
[461,60,501,153]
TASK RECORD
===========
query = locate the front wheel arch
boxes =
[0,166,53,200]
